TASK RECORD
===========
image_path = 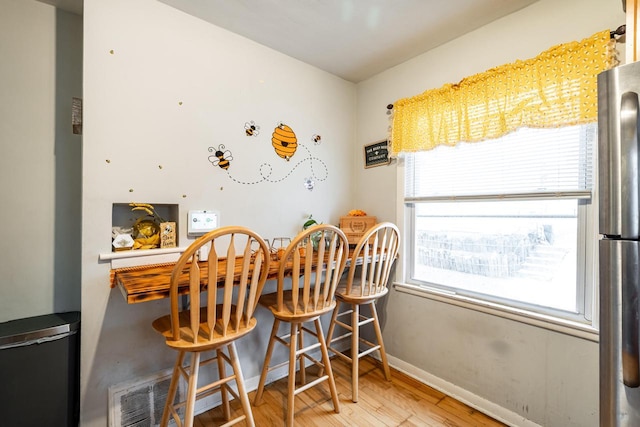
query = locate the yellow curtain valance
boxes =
[390,30,617,155]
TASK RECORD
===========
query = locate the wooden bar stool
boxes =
[326,222,400,402]
[151,226,270,427]
[253,224,349,427]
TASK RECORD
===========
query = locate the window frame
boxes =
[395,135,599,339]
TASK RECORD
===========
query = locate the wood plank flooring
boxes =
[194,356,507,426]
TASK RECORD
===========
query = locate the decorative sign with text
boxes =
[363,140,390,168]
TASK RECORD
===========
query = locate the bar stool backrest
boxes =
[344,222,400,298]
[275,224,349,318]
[168,226,271,345]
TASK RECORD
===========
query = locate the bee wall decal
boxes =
[271,123,298,161]
[244,121,260,137]
[208,144,233,170]
[312,134,322,145]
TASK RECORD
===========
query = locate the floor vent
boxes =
[109,370,183,427]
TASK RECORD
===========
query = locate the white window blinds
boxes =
[404,124,596,201]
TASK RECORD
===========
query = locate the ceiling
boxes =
[156,0,538,82]
[37,0,82,15]
[39,0,540,83]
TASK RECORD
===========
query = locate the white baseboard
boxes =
[385,354,541,427]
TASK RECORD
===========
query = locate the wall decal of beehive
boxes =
[271,123,298,161]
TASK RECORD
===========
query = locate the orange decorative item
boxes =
[271,123,298,161]
[347,209,367,216]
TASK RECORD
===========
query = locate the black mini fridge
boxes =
[0,311,80,426]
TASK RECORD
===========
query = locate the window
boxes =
[392,31,613,329]
[404,124,596,323]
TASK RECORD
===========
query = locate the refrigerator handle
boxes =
[620,91,640,238]
[622,242,640,387]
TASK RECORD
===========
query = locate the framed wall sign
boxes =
[363,140,390,168]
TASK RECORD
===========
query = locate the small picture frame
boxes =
[160,222,177,249]
[363,140,390,168]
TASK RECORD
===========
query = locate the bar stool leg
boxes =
[216,348,230,420]
[228,342,255,427]
[287,322,299,427]
[298,323,306,385]
[351,303,360,402]
[316,318,340,413]
[184,352,201,427]
[370,302,391,380]
[326,300,341,352]
[255,318,281,405]
[160,351,184,427]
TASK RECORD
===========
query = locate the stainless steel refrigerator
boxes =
[599,60,640,426]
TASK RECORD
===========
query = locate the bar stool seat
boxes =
[257,289,337,321]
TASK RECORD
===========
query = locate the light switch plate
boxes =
[187,210,219,236]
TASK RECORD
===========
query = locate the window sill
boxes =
[392,282,599,342]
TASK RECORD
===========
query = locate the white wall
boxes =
[0,0,82,322]
[355,0,624,426]
[81,1,356,425]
